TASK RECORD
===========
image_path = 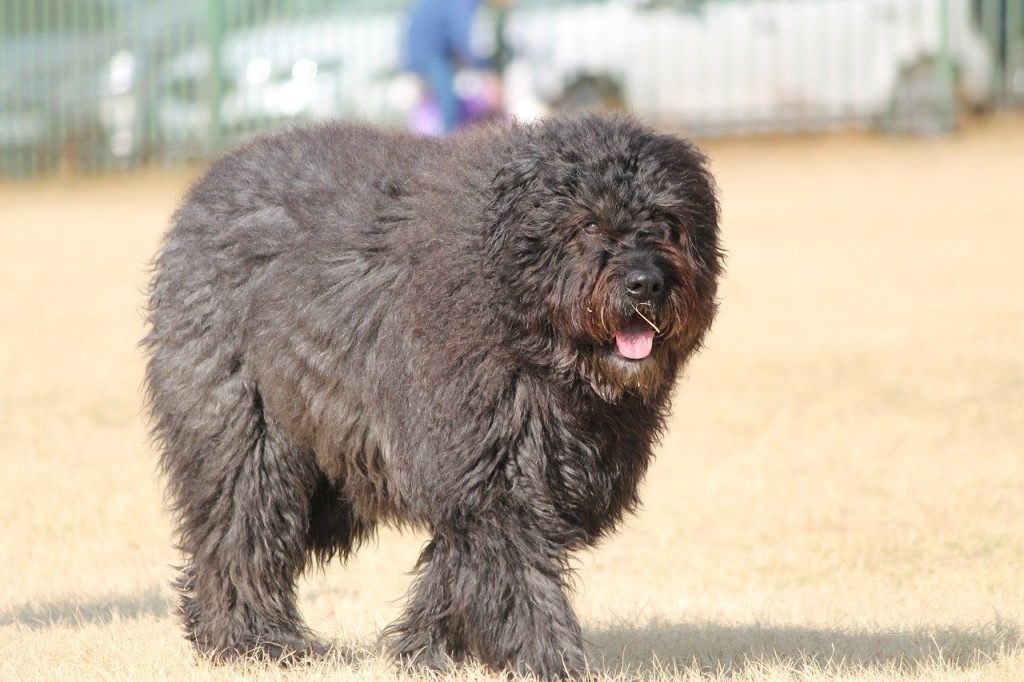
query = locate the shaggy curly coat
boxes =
[144,115,722,678]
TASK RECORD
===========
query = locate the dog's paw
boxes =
[510,646,592,681]
[385,627,463,673]
[261,634,337,666]
[199,632,336,666]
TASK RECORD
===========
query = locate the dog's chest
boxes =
[537,401,657,540]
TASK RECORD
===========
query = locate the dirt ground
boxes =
[1,113,1022,681]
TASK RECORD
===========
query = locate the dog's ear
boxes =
[648,134,723,278]
[489,153,541,229]
[484,136,546,266]
[484,135,562,332]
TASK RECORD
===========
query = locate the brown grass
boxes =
[1,114,1022,681]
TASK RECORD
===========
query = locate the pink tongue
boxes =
[615,328,654,359]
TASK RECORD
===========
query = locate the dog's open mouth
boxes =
[614,320,656,360]
[613,302,660,360]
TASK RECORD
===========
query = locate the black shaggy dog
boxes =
[144,115,722,678]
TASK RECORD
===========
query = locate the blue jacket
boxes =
[404,0,485,75]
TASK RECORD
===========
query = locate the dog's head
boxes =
[487,116,722,403]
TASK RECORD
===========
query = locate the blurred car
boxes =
[503,0,995,132]
[155,8,411,157]
[0,0,264,175]
[0,0,124,175]
[66,0,261,169]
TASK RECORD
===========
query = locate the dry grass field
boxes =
[1,114,1022,681]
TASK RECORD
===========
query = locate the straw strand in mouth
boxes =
[630,302,661,334]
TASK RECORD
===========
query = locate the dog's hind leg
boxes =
[386,514,586,679]
[167,390,328,662]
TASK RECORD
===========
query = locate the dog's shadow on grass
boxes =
[5,593,1020,676]
[0,587,169,629]
[585,618,1022,676]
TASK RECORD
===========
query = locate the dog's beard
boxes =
[584,348,670,404]
[571,293,685,404]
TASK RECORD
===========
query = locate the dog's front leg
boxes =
[386,513,587,679]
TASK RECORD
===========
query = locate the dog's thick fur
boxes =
[144,115,721,678]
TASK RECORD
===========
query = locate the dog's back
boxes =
[145,122,436,426]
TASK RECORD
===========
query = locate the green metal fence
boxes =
[0,0,1019,178]
[0,0,404,176]
[977,0,1024,103]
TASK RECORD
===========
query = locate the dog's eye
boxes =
[581,220,600,235]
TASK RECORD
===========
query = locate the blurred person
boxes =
[403,0,503,135]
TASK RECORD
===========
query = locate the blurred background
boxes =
[1,0,1023,177]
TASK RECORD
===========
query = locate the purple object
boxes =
[411,96,445,137]
[410,92,501,137]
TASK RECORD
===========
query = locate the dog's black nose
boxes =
[625,268,664,302]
